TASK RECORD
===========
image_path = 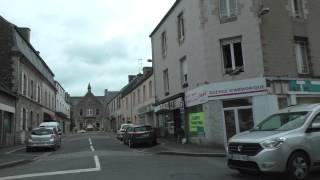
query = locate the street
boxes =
[0,133,319,180]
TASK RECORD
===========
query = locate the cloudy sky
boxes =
[0,0,175,96]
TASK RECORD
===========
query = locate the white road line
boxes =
[5,147,25,154]
[88,137,92,145]
[0,156,101,180]
[90,145,95,152]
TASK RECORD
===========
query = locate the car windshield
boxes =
[253,111,310,131]
[31,129,53,135]
[121,125,130,130]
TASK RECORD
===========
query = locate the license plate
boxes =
[229,154,249,161]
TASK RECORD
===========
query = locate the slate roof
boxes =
[70,91,119,107]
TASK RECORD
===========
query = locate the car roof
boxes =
[40,122,59,125]
[32,127,55,131]
[278,104,320,113]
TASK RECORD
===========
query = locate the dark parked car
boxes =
[123,125,157,148]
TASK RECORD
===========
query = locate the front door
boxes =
[223,107,254,141]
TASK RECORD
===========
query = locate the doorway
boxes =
[223,99,254,140]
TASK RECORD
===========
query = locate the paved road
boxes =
[0,132,319,180]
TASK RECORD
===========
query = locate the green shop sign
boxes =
[189,112,204,133]
[289,80,320,93]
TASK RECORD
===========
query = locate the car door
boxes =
[307,113,320,164]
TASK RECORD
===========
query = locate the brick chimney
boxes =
[17,27,31,42]
[104,89,108,96]
[142,67,152,75]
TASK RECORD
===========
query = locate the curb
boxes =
[156,151,226,157]
[0,159,32,169]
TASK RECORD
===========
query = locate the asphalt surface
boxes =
[0,132,319,180]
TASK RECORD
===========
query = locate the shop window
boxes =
[294,37,310,74]
[221,37,244,75]
[4,112,13,133]
[219,0,238,20]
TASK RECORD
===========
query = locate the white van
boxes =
[39,122,62,135]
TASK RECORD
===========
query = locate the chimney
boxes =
[17,27,31,42]
[104,89,108,96]
[128,75,136,83]
[142,67,152,75]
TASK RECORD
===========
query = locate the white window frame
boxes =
[180,57,188,86]
[295,38,310,74]
[177,12,185,44]
[291,0,305,18]
[219,0,238,19]
[161,31,167,58]
[163,69,169,94]
[221,37,244,74]
[87,108,93,116]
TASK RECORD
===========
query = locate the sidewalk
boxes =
[154,138,226,157]
[0,145,33,169]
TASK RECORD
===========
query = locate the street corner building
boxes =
[149,0,320,148]
[70,84,118,132]
[0,16,56,144]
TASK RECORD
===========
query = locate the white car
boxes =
[77,129,86,134]
[39,122,62,135]
[117,124,133,140]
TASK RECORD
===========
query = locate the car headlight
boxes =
[261,137,286,149]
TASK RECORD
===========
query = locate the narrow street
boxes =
[0,133,319,180]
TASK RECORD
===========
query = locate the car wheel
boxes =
[52,144,57,151]
[128,139,134,148]
[287,152,309,180]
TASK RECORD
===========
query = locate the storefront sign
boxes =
[154,97,184,113]
[207,78,267,100]
[185,78,267,107]
[185,86,208,107]
[289,80,320,94]
[189,112,204,133]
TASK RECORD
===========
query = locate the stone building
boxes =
[55,81,71,133]
[150,0,320,147]
[70,84,117,131]
[0,16,56,144]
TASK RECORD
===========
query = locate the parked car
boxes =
[117,123,133,140]
[123,125,157,148]
[26,127,61,152]
[227,104,320,180]
[77,129,86,134]
[39,122,62,136]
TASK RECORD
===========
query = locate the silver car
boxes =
[227,104,320,180]
[26,127,61,152]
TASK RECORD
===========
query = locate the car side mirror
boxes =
[307,123,320,133]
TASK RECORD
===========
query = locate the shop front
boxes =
[186,78,279,147]
[138,104,155,126]
[154,94,185,139]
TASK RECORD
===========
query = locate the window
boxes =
[22,108,27,130]
[87,109,93,116]
[219,0,238,19]
[143,85,146,101]
[180,56,188,87]
[163,69,169,95]
[96,109,100,115]
[30,80,34,99]
[44,91,47,106]
[22,73,27,96]
[132,92,136,105]
[161,31,167,57]
[291,0,304,18]
[295,37,309,74]
[126,97,129,110]
[149,81,152,98]
[80,109,83,116]
[138,88,141,104]
[177,12,185,44]
[221,37,244,74]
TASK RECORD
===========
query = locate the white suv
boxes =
[227,104,320,180]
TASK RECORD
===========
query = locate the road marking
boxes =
[0,156,101,180]
[88,137,92,145]
[5,147,26,154]
[90,145,95,152]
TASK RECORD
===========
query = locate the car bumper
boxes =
[227,148,287,173]
[132,137,155,144]
[27,142,56,148]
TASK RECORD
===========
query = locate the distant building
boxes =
[55,81,71,133]
[0,16,56,144]
[0,81,16,146]
[70,84,117,131]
